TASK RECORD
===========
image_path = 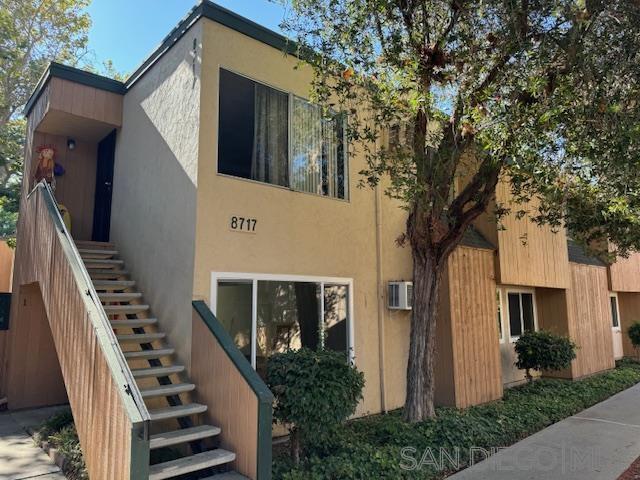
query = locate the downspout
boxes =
[375,181,388,413]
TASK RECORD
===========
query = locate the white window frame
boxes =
[216,66,350,201]
[504,287,538,343]
[610,293,621,331]
[211,272,355,368]
[497,289,505,344]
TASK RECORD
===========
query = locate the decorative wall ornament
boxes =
[33,145,57,188]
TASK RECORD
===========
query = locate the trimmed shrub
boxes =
[628,322,640,354]
[514,330,577,382]
[267,348,365,464]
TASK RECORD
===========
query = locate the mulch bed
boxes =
[618,456,640,480]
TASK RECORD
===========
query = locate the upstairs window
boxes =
[218,68,348,200]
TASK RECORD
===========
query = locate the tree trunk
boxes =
[290,427,301,465]
[403,249,445,422]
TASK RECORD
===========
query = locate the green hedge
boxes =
[274,359,640,479]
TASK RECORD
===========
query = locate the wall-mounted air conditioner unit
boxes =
[388,281,413,310]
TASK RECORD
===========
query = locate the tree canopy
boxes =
[281,0,640,255]
[279,0,640,420]
[0,0,92,239]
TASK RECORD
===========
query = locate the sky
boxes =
[85,0,286,76]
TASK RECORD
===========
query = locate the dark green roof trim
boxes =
[192,300,273,480]
[126,1,299,89]
[25,2,299,117]
[461,225,495,250]
[24,62,126,116]
[568,240,607,267]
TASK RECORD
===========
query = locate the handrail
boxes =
[31,181,150,429]
[192,300,273,480]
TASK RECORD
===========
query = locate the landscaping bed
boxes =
[33,409,88,480]
[273,359,640,479]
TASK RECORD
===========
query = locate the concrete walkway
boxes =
[0,406,68,480]
[449,383,640,479]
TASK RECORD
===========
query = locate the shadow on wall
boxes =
[3,283,67,409]
[109,27,202,372]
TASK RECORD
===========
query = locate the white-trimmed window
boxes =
[610,293,621,330]
[506,289,537,342]
[497,289,504,343]
[212,273,354,378]
[217,68,348,200]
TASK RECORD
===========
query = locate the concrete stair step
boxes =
[149,425,221,450]
[78,248,118,259]
[123,347,174,360]
[148,403,207,422]
[148,449,236,480]
[99,292,141,301]
[84,259,124,268]
[116,332,165,343]
[75,240,115,249]
[111,318,158,328]
[92,280,135,290]
[131,365,185,378]
[90,269,130,279]
[141,382,195,398]
[103,304,149,315]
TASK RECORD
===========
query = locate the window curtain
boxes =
[291,97,344,197]
[251,84,289,186]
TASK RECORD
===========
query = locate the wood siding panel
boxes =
[4,284,67,409]
[566,264,615,377]
[31,132,97,240]
[539,266,615,379]
[617,292,640,357]
[2,187,144,480]
[191,312,259,479]
[48,78,122,127]
[0,240,14,292]
[446,247,503,408]
[434,266,456,406]
[496,181,570,288]
[536,287,570,381]
[609,253,640,292]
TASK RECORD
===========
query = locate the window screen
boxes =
[611,296,620,328]
[508,293,522,337]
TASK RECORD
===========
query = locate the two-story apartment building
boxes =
[0,3,637,479]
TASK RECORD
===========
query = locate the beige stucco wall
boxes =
[194,19,385,416]
[110,21,202,370]
[379,191,413,411]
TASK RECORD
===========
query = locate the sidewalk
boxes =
[0,406,68,480]
[449,383,640,480]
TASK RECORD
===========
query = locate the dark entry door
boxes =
[92,130,116,242]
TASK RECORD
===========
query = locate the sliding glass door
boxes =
[214,274,352,378]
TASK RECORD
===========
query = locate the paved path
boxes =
[449,383,640,479]
[0,406,68,480]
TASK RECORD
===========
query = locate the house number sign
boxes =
[230,216,257,233]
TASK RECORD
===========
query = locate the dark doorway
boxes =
[92,130,116,242]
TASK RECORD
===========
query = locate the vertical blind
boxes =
[290,96,344,198]
[218,69,348,200]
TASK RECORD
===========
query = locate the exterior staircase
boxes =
[75,240,248,480]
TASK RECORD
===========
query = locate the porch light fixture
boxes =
[67,138,76,151]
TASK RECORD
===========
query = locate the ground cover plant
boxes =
[34,409,88,480]
[274,359,640,479]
